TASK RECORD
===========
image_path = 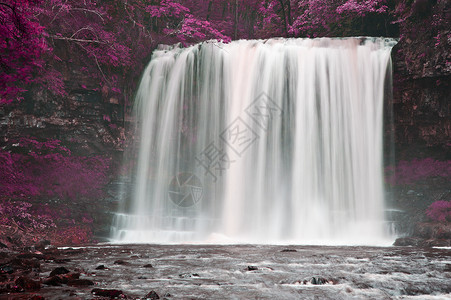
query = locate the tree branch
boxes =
[0,2,24,36]
[49,35,107,44]
[70,8,105,22]
[77,43,111,85]
[0,2,15,12]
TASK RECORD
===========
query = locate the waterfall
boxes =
[111,37,397,245]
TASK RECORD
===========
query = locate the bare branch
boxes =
[123,0,153,41]
[48,5,105,24]
[49,4,66,24]
[76,42,111,85]
[69,26,99,40]
[49,35,107,44]
[69,8,104,22]
[0,2,14,11]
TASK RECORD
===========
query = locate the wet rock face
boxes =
[387,1,450,239]
[392,76,450,147]
[414,222,449,239]
[393,0,450,79]
[391,0,451,147]
[394,237,422,247]
[0,81,128,159]
[393,221,451,247]
[394,236,451,247]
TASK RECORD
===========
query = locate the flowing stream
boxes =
[33,244,451,299]
[111,37,397,244]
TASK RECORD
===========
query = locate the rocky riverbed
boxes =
[1,244,450,299]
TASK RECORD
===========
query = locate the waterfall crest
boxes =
[111,37,396,245]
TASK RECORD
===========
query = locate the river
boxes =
[26,244,451,299]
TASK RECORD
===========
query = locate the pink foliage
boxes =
[0,0,398,104]
[385,158,451,186]
[336,0,387,16]
[37,0,132,94]
[0,201,56,230]
[0,136,110,244]
[54,226,92,245]
[146,0,230,44]
[0,137,110,200]
[147,0,189,18]
[0,0,48,104]
[290,0,388,37]
[426,201,451,222]
[0,198,94,244]
[254,0,285,38]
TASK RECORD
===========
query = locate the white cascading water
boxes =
[111,37,397,245]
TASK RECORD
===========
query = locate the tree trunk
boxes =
[206,0,213,21]
[234,0,238,40]
[277,0,289,37]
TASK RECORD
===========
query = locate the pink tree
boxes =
[145,0,230,45]
[290,0,388,37]
[0,0,48,104]
[1,0,235,105]
[35,0,133,97]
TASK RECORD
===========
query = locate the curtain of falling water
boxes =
[111,37,397,244]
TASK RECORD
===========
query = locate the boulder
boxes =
[49,266,70,276]
[96,264,107,270]
[144,290,160,299]
[67,279,95,286]
[92,288,125,298]
[302,276,330,285]
[178,273,199,278]
[43,275,65,286]
[393,237,422,246]
[15,276,41,291]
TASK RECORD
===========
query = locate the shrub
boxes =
[385,158,451,186]
[0,137,110,245]
[0,201,55,231]
[0,137,110,200]
[426,201,451,222]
